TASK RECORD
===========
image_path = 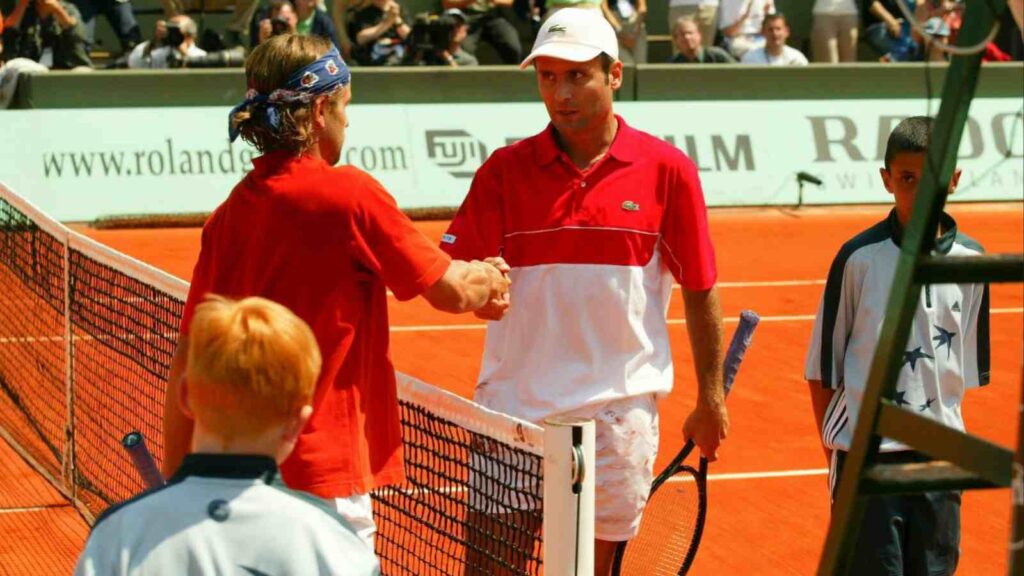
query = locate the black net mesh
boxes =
[0,195,68,487]
[68,249,182,516]
[374,400,544,575]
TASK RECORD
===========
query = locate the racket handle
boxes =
[122,432,166,490]
[723,310,760,397]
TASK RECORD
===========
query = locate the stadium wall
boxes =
[3,64,1022,222]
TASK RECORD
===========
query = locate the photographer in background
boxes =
[253,0,339,48]
[404,7,477,66]
[160,0,257,48]
[349,0,409,66]
[294,0,340,48]
[126,14,205,68]
[3,0,92,69]
[253,0,297,46]
[125,17,165,66]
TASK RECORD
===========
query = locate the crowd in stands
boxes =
[0,0,1021,77]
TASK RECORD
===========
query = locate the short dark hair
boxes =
[884,116,933,170]
[600,53,613,76]
[762,12,787,28]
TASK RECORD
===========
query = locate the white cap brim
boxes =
[519,42,605,69]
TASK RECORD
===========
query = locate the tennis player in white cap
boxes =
[443,8,727,575]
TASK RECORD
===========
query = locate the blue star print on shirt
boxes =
[902,347,934,372]
[932,325,956,360]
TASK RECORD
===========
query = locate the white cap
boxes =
[519,8,619,69]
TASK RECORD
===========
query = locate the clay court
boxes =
[0,202,1021,575]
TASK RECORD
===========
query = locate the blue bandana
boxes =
[228,46,351,143]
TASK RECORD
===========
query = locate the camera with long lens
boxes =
[165,22,186,49]
[164,22,188,68]
[181,47,247,68]
[403,12,458,65]
[164,23,245,69]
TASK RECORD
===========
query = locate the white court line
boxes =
[4,308,1023,341]
[0,335,65,344]
[385,279,827,297]
[666,468,828,484]
[389,307,1024,333]
[0,332,176,345]
[0,505,66,514]
[713,280,826,288]
[377,467,831,499]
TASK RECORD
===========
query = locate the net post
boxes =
[543,417,595,575]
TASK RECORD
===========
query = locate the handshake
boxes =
[472,256,511,322]
[431,255,510,321]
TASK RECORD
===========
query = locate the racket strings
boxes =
[620,466,706,575]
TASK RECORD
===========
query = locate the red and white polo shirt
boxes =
[442,116,717,422]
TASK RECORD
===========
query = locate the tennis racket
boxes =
[612,309,760,576]
[122,431,166,490]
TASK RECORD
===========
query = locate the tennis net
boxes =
[0,183,545,575]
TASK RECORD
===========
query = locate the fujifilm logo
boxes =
[425,130,489,179]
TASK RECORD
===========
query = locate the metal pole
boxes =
[1009,365,1024,574]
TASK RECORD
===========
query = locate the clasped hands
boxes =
[474,256,511,321]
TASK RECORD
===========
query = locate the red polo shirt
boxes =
[181,151,450,498]
[441,116,717,422]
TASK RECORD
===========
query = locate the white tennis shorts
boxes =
[566,393,660,541]
[334,492,377,550]
[467,394,659,542]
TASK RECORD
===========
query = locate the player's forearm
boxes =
[162,339,193,477]
[807,380,834,463]
[424,259,504,314]
[682,287,725,408]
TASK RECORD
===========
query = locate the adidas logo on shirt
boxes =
[952,301,961,312]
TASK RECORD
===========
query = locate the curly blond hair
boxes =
[231,34,342,154]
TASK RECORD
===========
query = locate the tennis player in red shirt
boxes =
[162,34,510,550]
[442,9,727,574]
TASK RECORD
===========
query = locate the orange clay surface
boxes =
[1,203,1021,575]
